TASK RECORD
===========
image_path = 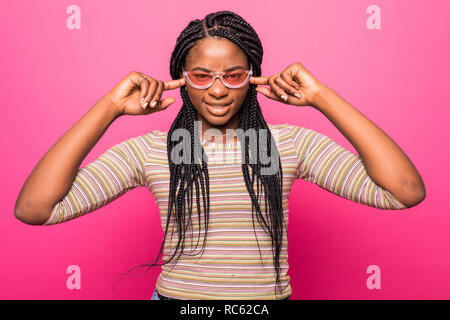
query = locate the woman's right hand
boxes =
[108,71,185,116]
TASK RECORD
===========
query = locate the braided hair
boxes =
[120,10,286,297]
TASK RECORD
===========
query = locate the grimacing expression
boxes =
[181,36,250,128]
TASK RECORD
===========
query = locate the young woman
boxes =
[14,11,425,300]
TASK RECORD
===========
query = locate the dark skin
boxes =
[14,34,425,225]
[135,35,425,207]
[181,36,250,143]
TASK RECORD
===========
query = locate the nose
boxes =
[207,76,228,99]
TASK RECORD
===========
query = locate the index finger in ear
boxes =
[163,78,186,90]
[249,76,269,85]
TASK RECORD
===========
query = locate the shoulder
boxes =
[108,130,167,158]
[142,129,167,149]
[267,122,316,141]
[267,123,332,155]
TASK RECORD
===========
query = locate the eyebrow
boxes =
[190,66,246,72]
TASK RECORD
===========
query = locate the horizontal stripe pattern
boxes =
[292,125,407,210]
[44,123,406,299]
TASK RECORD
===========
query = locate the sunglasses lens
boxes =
[223,71,248,86]
[188,72,214,86]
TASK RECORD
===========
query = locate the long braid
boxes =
[120,10,286,298]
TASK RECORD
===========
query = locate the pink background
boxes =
[1,0,448,299]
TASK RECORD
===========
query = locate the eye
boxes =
[224,72,246,81]
[192,72,211,79]
[229,72,244,76]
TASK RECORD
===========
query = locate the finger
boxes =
[163,78,185,90]
[150,80,164,108]
[280,72,300,90]
[157,97,176,111]
[249,76,269,85]
[275,75,302,98]
[132,71,150,89]
[269,74,289,102]
[143,80,158,109]
[139,78,149,105]
[255,86,283,102]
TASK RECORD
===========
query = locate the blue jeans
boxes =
[151,289,160,300]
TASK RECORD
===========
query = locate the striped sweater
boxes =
[44,123,407,299]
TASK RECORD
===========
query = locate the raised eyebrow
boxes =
[190,66,247,72]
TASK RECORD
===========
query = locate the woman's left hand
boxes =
[250,62,324,107]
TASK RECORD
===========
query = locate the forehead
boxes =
[185,37,248,68]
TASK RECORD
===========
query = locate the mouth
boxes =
[203,101,232,117]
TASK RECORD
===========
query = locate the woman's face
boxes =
[182,36,250,131]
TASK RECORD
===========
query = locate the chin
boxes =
[203,114,234,126]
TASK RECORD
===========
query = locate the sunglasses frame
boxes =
[182,66,253,89]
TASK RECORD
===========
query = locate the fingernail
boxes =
[294,93,302,99]
[142,102,148,109]
[281,95,287,101]
[150,101,157,108]
[141,98,145,105]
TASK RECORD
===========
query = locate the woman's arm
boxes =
[15,71,183,225]
[14,93,121,225]
[310,84,426,208]
[253,62,425,208]
[292,125,407,210]
[42,133,150,226]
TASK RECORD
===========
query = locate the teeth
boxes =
[206,103,229,108]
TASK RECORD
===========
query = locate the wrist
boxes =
[103,92,124,118]
[310,83,330,111]
[95,93,123,122]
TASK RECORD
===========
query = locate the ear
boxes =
[179,63,185,79]
[179,68,184,79]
